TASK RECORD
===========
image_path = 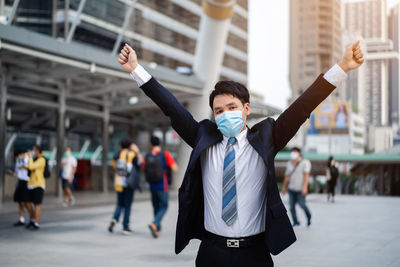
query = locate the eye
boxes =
[229,106,237,110]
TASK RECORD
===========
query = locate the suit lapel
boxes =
[198,131,222,153]
[187,123,223,171]
[247,128,270,168]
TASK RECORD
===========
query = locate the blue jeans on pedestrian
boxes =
[151,190,169,231]
[113,187,134,229]
[288,190,311,225]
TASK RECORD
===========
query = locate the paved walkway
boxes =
[0,193,399,267]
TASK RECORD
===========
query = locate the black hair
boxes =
[34,145,43,154]
[120,138,132,149]
[150,136,161,146]
[327,156,334,167]
[209,80,250,109]
[290,147,301,154]
[15,149,24,155]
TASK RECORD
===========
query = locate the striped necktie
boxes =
[222,137,237,226]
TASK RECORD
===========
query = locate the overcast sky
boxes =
[248,0,400,111]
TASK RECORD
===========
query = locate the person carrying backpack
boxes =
[26,145,46,230]
[144,136,178,238]
[326,156,339,203]
[108,138,142,235]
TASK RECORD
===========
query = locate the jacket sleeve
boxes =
[273,74,336,154]
[140,77,200,148]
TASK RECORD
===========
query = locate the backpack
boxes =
[126,165,142,191]
[330,165,339,180]
[115,152,131,177]
[145,153,165,184]
[43,158,50,179]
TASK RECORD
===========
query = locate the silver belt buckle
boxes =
[227,239,239,248]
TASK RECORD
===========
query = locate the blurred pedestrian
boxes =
[26,145,46,230]
[129,143,144,192]
[61,147,77,207]
[108,138,142,234]
[282,147,312,227]
[144,136,178,238]
[12,150,30,226]
[326,156,339,203]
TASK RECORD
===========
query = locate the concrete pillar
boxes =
[52,0,58,37]
[101,96,110,193]
[56,86,66,197]
[175,0,235,188]
[0,65,6,203]
[129,119,138,143]
[378,165,385,195]
[64,0,69,40]
[162,128,167,150]
[189,0,234,120]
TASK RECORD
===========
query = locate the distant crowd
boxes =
[11,136,178,238]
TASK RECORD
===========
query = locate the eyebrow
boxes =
[214,102,238,111]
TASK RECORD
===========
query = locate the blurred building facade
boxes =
[344,0,389,126]
[289,0,342,99]
[389,3,400,144]
[9,0,249,84]
[343,0,400,152]
[306,102,366,154]
[1,0,285,202]
[288,0,343,150]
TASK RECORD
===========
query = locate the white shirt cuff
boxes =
[130,65,152,87]
[323,64,347,87]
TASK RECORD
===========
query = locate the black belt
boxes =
[204,231,265,248]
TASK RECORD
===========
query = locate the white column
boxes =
[175,0,235,188]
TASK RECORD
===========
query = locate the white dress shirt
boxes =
[201,128,268,237]
[130,63,347,237]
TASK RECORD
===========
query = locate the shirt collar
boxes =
[221,128,248,150]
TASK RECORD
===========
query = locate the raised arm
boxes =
[273,41,364,153]
[118,44,199,148]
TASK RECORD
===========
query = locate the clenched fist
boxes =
[118,43,138,73]
[338,40,365,73]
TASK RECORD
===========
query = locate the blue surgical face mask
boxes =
[215,110,244,137]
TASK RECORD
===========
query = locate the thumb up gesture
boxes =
[118,44,138,73]
[338,40,365,73]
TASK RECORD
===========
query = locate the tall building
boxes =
[289,0,342,99]
[389,3,400,138]
[344,0,397,127]
[288,0,342,149]
[344,0,387,39]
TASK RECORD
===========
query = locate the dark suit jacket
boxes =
[139,74,336,255]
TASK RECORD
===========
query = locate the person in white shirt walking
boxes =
[61,147,77,206]
[282,147,312,227]
[12,150,30,226]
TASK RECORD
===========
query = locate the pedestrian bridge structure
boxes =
[0,1,280,202]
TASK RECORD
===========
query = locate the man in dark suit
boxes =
[118,41,364,266]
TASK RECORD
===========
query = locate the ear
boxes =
[245,103,251,116]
